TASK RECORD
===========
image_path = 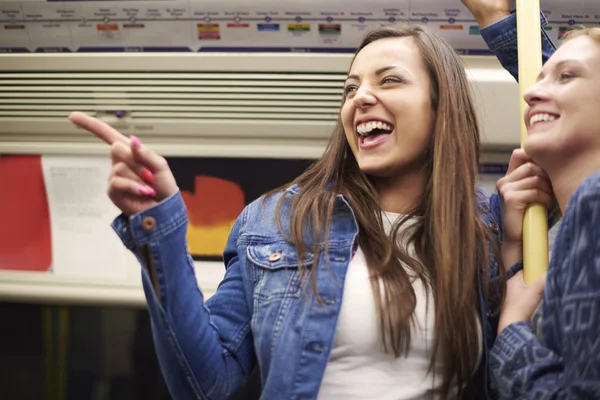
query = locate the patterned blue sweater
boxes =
[489,169,600,398]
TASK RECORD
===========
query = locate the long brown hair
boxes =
[268,24,497,398]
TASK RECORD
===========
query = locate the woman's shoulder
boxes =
[245,184,299,214]
[559,169,600,230]
[572,169,600,203]
[238,184,300,240]
[562,169,600,232]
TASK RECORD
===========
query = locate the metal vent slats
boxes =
[0,70,345,122]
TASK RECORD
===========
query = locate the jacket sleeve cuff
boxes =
[492,320,535,360]
[506,260,523,280]
[480,12,549,53]
[111,190,187,249]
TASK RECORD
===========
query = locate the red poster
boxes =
[0,155,52,271]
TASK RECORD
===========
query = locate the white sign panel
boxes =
[0,0,598,53]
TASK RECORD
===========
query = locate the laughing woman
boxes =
[69,15,555,400]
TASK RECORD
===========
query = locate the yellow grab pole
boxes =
[516,0,549,284]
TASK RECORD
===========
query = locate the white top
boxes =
[318,212,482,400]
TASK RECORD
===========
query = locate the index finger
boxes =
[68,112,129,145]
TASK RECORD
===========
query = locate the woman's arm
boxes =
[490,186,600,399]
[69,111,256,400]
[461,0,557,81]
[113,191,256,400]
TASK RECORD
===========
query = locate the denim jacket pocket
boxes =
[247,241,315,301]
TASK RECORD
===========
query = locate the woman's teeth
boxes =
[356,121,393,136]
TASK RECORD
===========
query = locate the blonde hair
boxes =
[562,27,600,43]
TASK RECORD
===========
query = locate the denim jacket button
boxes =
[268,252,282,261]
[142,216,156,232]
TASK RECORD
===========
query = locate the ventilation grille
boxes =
[0,53,522,154]
[0,71,345,121]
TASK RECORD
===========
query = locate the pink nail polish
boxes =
[141,168,155,184]
[139,186,156,197]
[131,135,141,148]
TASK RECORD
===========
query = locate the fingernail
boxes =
[139,186,156,197]
[131,135,141,149]
[141,168,155,184]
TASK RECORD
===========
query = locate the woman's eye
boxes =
[344,85,358,96]
[381,76,403,85]
[559,72,575,81]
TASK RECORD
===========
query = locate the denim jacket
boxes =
[112,14,556,400]
[114,186,505,400]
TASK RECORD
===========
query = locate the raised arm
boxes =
[461,0,557,81]
[69,112,255,400]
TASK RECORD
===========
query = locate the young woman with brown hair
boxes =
[69,12,555,400]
